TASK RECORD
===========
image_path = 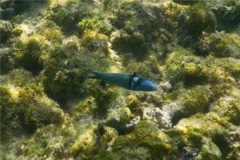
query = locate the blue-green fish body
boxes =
[88,72,157,91]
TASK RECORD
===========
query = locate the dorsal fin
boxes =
[133,71,137,76]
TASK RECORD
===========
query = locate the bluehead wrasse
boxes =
[87,72,158,91]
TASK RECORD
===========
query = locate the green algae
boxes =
[222,58,240,79]
[179,86,212,116]
[70,128,98,158]
[14,36,48,75]
[177,2,216,46]
[0,20,13,44]
[197,32,240,58]
[93,87,120,117]
[50,0,91,33]
[112,121,173,159]
[0,69,64,143]
[77,14,113,36]
[174,113,240,159]
[211,95,240,125]
[14,115,74,159]
[1,0,240,159]
[164,49,235,86]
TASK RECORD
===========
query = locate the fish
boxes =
[87,71,158,91]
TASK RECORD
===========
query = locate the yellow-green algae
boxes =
[0,69,64,148]
[1,0,240,159]
[197,32,240,58]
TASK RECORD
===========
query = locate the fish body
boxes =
[88,72,158,91]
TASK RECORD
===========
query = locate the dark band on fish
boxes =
[130,76,140,90]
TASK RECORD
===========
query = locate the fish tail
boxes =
[87,72,96,78]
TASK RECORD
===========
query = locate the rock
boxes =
[0,20,13,43]
[172,0,199,5]
[142,107,172,128]
[0,48,14,74]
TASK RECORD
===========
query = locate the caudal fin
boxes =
[87,72,96,78]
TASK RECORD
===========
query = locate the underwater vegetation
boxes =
[197,32,240,58]
[1,0,240,159]
[0,69,64,142]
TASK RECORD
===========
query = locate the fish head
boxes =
[133,78,158,91]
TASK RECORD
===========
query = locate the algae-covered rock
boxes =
[13,36,48,75]
[103,106,134,135]
[71,96,96,120]
[110,30,148,61]
[70,127,98,158]
[50,0,98,34]
[109,1,174,60]
[179,86,212,116]
[160,86,212,125]
[164,50,234,86]
[80,31,109,53]
[1,0,240,159]
[97,125,118,150]
[213,0,240,31]
[125,54,162,77]
[174,113,240,159]
[0,48,14,74]
[173,0,199,5]
[2,115,75,159]
[0,20,13,43]
[210,95,240,125]
[77,14,113,36]
[222,58,240,79]
[111,121,173,159]
[142,107,172,128]
[177,3,216,46]
[197,32,240,58]
[0,69,64,142]
[41,28,118,105]
[93,87,120,117]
